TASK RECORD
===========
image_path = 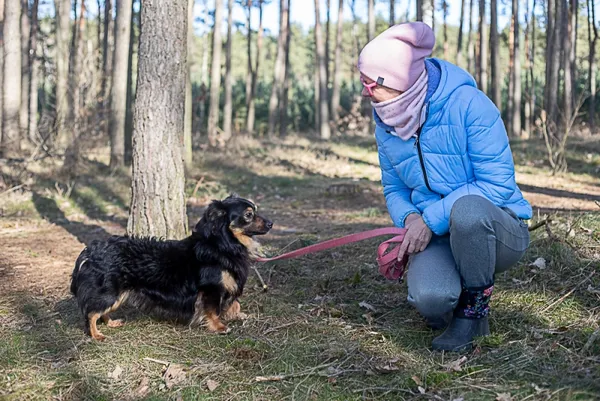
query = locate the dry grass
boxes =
[0,135,599,400]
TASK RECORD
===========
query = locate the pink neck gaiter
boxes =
[372,69,429,140]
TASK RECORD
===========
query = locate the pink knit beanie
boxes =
[357,22,436,92]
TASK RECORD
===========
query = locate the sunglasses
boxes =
[360,75,378,97]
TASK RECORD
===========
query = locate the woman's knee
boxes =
[449,195,494,235]
[408,287,459,319]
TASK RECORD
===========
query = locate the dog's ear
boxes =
[194,200,228,237]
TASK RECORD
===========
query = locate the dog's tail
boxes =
[71,248,89,296]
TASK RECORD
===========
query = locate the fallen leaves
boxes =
[134,377,150,397]
[163,363,186,390]
[358,301,377,312]
[206,379,219,392]
[443,356,468,372]
[108,365,123,380]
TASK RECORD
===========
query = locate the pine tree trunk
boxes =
[28,0,40,143]
[331,0,344,125]
[588,0,598,131]
[184,0,194,168]
[325,0,330,92]
[529,0,536,136]
[244,0,252,130]
[198,0,209,136]
[457,0,466,67]
[478,0,488,93]
[546,0,560,128]
[279,0,292,137]
[420,0,434,29]
[507,10,515,135]
[20,0,29,141]
[96,0,102,73]
[390,0,395,26]
[511,0,521,138]
[442,1,448,59]
[2,0,21,155]
[101,0,113,107]
[109,0,133,167]
[267,0,289,137]
[368,0,375,41]
[490,0,500,109]
[246,0,263,134]
[0,0,4,137]
[223,0,234,139]
[128,0,188,239]
[524,0,531,137]
[54,0,70,148]
[124,0,136,165]
[570,0,578,104]
[562,0,573,130]
[315,0,330,139]
[467,0,475,75]
[70,0,86,138]
[416,0,423,20]
[207,0,223,146]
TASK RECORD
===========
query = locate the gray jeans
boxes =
[406,195,530,321]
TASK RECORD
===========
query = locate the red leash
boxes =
[255,227,408,281]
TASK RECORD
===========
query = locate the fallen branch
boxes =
[251,266,268,291]
[528,218,551,232]
[263,321,296,335]
[0,184,24,197]
[582,328,600,353]
[254,357,350,383]
[191,176,205,199]
[143,357,170,366]
[540,270,595,314]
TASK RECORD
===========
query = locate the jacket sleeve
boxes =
[422,91,518,235]
[378,141,420,228]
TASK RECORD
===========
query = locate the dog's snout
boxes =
[265,220,273,230]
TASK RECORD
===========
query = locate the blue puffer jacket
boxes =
[375,58,532,236]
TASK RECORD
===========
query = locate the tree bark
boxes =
[490,0,500,109]
[569,0,578,104]
[368,0,375,41]
[524,0,532,137]
[545,0,559,127]
[207,0,223,146]
[331,0,344,125]
[507,8,514,134]
[28,0,40,143]
[54,0,70,148]
[416,0,422,20]
[267,0,289,137]
[20,0,29,141]
[246,0,263,134]
[457,0,466,67]
[389,0,395,26]
[244,0,252,124]
[198,0,209,136]
[325,0,330,91]
[477,0,488,93]
[511,0,521,138]
[223,0,234,139]
[184,0,194,168]
[70,0,86,138]
[101,0,113,107]
[109,0,133,167]
[420,0,434,29]
[562,0,573,130]
[529,0,536,136]
[442,0,448,59]
[588,0,598,130]
[128,0,188,239]
[314,0,331,139]
[279,0,292,137]
[125,0,136,165]
[467,0,475,75]
[0,0,4,137]
[2,0,21,155]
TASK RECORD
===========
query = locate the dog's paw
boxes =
[235,312,248,321]
[107,319,125,328]
[92,333,106,341]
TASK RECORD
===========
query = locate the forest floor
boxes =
[0,134,599,401]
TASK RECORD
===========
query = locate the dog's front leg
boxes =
[191,292,230,334]
[222,300,248,321]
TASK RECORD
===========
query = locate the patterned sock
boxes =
[454,284,494,319]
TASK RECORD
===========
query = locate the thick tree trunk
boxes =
[279,0,292,137]
[511,0,521,138]
[101,0,113,107]
[54,0,70,148]
[128,0,188,239]
[457,0,466,67]
[20,0,29,140]
[389,0,395,26]
[490,0,500,109]
[184,0,193,168]
[109,0,133,167]
[2,0,21,155]
[331,0,344,125]
[467,0,475,75]
[223,0,234,139]
[246,0,263,134]
[588,0,598,131]
[28,0,40,143]
[267,0,289,137]
[207,0,223,146]
[314,0,330,139]
[478,0,488,93]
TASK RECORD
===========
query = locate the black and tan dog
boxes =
[70,194,272,341]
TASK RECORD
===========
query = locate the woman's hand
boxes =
[398,214,432,261]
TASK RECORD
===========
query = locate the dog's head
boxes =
[194,194,273,249]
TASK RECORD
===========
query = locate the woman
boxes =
[358,22,532,352]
